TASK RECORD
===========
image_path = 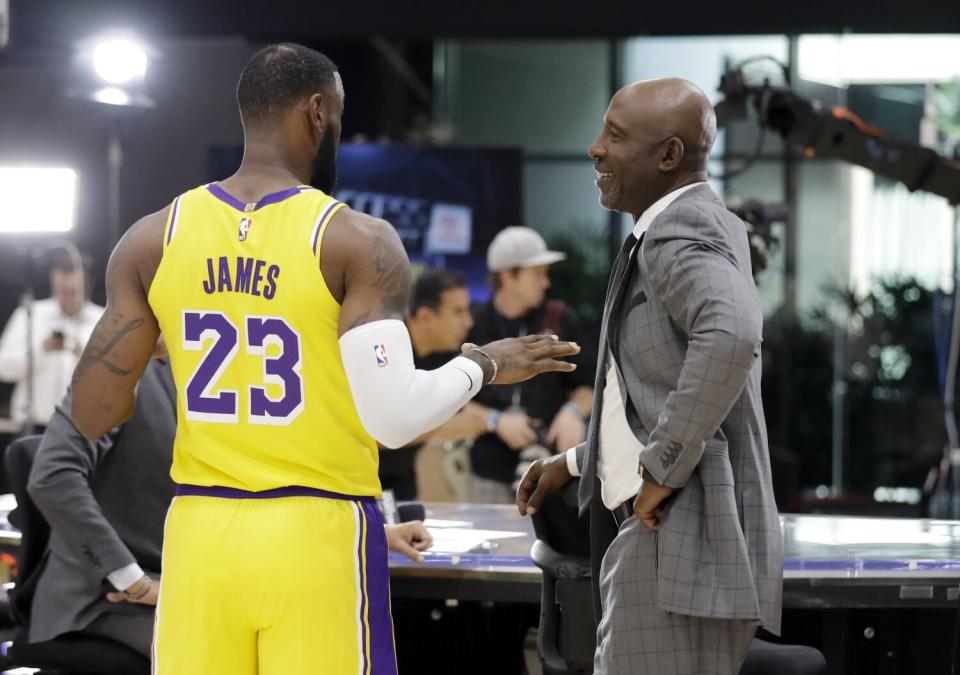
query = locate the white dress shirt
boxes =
[567,182,705,508]
[0,297,104,426]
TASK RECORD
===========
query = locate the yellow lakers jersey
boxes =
[147,182,380,496]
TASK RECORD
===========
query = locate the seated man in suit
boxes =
[26,342,433,657]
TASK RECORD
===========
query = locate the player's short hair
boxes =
[410,268,467,315]
[237,43,339,123]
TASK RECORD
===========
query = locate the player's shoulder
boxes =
[327,205,402,252]
[109,203,173,293]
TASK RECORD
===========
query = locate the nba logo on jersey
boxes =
[238,217,253,241]
[374,344,388,367]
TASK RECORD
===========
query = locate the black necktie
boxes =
[578,232,639,513]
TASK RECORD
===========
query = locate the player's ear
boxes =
[307,93,325,135]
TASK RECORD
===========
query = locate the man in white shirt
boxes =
[517,78,782,675]
[0,254,103,430]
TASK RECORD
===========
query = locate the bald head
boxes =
[619,78,717,166]
[588,77,717,219]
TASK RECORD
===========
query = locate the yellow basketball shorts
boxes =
[152,485,397,675]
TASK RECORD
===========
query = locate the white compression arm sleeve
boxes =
[339,319,484,448]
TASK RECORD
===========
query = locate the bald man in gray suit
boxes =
[518,78,783,674]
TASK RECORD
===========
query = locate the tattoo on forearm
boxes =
[74,316,144,378]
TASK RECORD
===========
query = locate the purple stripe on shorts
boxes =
[206,183,309,212]
[357,504,369,675]
[175,484,376,502]
[361,501,398,675]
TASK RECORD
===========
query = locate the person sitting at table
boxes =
[25,340,433,659]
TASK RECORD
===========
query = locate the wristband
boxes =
[486,409,502,433]
[562,401,585,419]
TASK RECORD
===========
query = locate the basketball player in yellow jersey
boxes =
[70,44,580,674]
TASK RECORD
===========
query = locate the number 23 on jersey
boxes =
[182,310,304,426]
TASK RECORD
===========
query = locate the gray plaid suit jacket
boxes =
[578,184,783,634]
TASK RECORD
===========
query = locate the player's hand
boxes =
[461,334,579,386]
[545,406,585,454]
[106,575,159,606]
[516,453,573,516]
[632,480,676,531]
[386,521,433,563]
[496,412,540,450]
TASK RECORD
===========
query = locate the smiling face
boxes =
[587,79,717,220]
[587,85,674,218]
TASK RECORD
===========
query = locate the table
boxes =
[390,505,960,674]
[390,504,960,610]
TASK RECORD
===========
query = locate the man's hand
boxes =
[632,480,676,531]
[496,411,540,450]
[516,453,573,516]
[106,575,159,606]
[545,406,585,454]
[386,521,433,563]
[461,334,579,386]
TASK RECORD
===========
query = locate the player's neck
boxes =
[223,140,311,198]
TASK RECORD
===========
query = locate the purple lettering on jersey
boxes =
[263,265,280,300]
[235,257,254,294]
[217,256,233,293]
[182,312,304,424]
[203,258,216,294]
[247,317,303,420]
[184,312,238,418]
[251,259,266,297]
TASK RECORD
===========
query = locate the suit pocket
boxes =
[656,470,761,621]
[699,444,734,487]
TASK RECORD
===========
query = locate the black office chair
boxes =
[530,481,594,675]
[0,435,150,675]
[530,481,827,675]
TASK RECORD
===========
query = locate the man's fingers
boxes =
[637,514,659,531]
[105,592,126,604]
[524,475,556,515]
[395,539,425,563]
[530,341,581,359]
[516,463,543,514]
[533,359,578,374]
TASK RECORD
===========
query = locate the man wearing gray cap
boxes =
[466,227,595,503]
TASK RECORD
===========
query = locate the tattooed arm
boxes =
[71,209,166,439]
[320,210,411,335]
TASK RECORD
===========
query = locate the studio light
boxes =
[70,32,156,110]
[70,32,159,246]
[0,167,76,233]
[91,37,149,85]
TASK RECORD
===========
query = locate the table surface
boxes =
[389,503,960,582]
[1,495,958,582]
